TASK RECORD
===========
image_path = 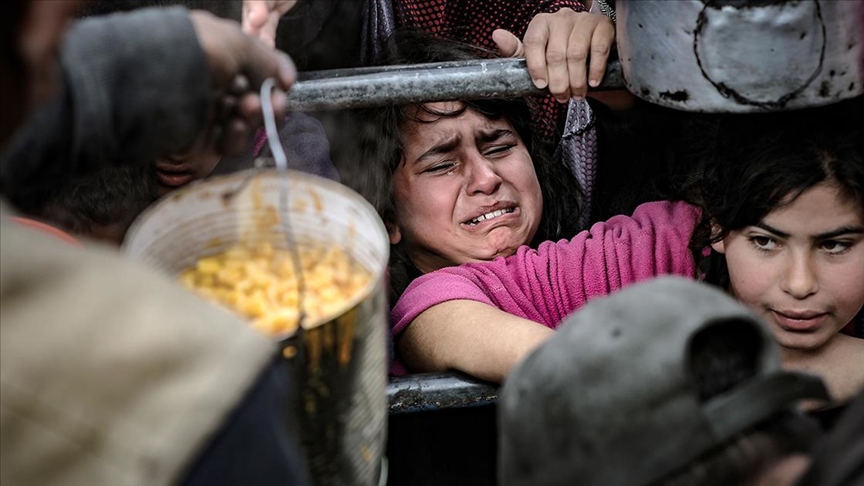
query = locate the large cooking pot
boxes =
[616,0,864,112]
[123,169,390,486]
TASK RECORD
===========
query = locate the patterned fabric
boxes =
[362,0,601,230]
[560,97,597,229]
[594,0,616,23]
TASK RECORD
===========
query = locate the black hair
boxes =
[36,164,158,241]
[655,319,823,486]
[674,98,864,290]
[348,29,584,302]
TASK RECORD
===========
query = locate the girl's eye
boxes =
[423,161,457,174]
[483,145,515,157]
[749,235,778,251]
[820,240,852,254]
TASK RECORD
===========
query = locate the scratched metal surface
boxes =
[616,0,864,112]
[287,58,624,111]
[387,372,499,413]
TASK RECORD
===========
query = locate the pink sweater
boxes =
[391,201,701,343]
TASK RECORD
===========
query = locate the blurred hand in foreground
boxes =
[189,10,296,154]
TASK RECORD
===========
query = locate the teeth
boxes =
[467,208,513,226]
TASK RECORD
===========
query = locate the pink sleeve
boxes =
[391,201,701,338]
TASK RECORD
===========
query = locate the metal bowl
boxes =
[616,0,864,112]
[124,169,390,486]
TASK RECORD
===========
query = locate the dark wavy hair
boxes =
[347,29,584,302]
[676,97,864,333]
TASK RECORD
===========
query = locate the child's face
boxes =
[389,102,543,273]
[712,182,864,351]
[153,138,221,196]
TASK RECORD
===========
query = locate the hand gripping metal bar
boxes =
[285,57,624,111]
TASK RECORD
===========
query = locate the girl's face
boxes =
[712,182,864,351]
[390,102,543,273]
[153,135,221,196]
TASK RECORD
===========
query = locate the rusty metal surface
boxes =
[387,371,499,413]
[286,58,624,111]
[616,0,864,112]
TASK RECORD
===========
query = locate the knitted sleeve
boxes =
[0,7,210,206]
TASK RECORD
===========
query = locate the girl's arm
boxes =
[398,300,554,384]
[391,201,702,378]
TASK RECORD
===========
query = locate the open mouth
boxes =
[464,207,515,226]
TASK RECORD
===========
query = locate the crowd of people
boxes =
[1,0,861,485]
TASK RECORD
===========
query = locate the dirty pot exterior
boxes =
[124,170,390,486]
[616,0,864,112]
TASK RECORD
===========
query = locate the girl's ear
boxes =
[709,220,726,254]
[386,222,402,245]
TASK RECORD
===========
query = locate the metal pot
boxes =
[616,0,864,112]
[124,169,390,486]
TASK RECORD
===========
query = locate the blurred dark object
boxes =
[796,392,864,486]
[387,372,499,486]
[587,96,690,223]
[80,0,242,22]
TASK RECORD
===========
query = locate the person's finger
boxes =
[242,0,270,36]
[238,92,264,124]
[588,20,614,88]
[222,118,251,154]
[260,11,280,49]
[566,24,592,100]
[492,29,523,58]
[192,10,297,92]
[270,90,288,120]
[544,17,574,103]
[521,14,551,90]
[238,36,297,91]
[228,74,250,96]
[247,40,296,90]
[218,95,238,123]
[274,51,296,92]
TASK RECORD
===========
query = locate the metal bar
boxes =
[388,371,499,414]
[286,57,624,111]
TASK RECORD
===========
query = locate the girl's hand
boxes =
[493,8,615,103]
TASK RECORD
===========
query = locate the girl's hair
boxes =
[36,164,158,237]
[675,98,864,335]
[678,98,864,289]
[349,29,583,301]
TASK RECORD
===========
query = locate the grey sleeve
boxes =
[0,7,210,206]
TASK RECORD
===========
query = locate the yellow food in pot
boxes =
[180,241,370,336]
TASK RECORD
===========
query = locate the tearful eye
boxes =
[484,145,515,157]
[424,162,457,174]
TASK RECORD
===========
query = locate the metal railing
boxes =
[287,57,624,111]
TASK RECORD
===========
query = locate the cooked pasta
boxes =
[180,241,370,336]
